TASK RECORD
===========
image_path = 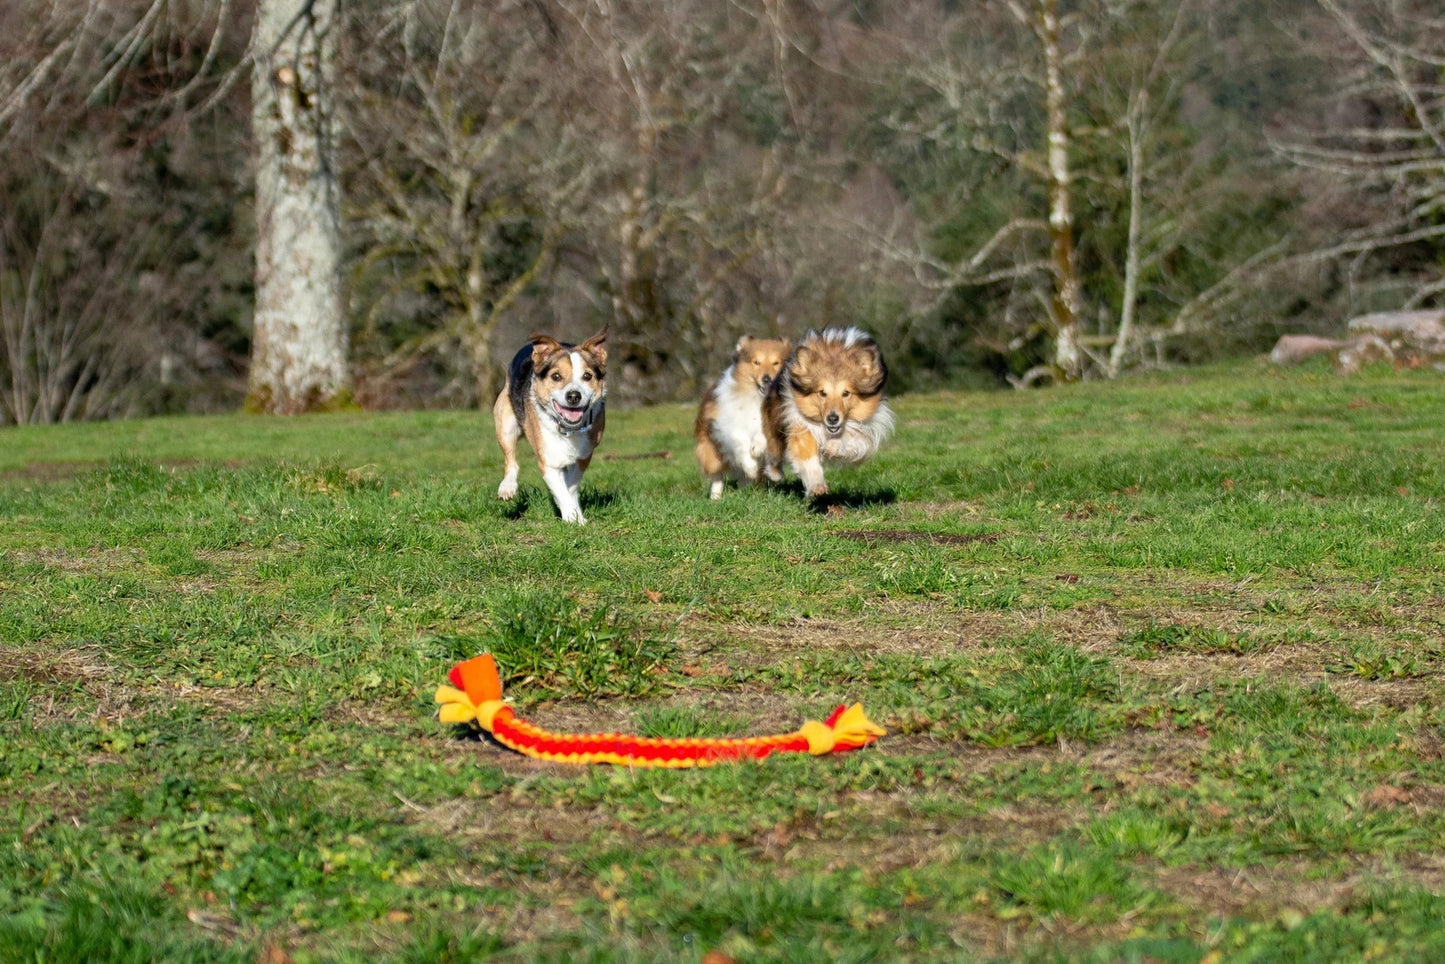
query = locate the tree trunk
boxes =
[1040,0,1082,380]
[247,0,349,414]
[1109,94,1146,378]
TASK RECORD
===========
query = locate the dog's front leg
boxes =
[494,392,522,500]
[543,465,586,524]
[786,429,827,497]
[794,456,827,498]
[760,427,785,483]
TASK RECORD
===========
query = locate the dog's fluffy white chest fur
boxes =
[711,368,768,467]
[533,406,596,467]
[796,399,895,464]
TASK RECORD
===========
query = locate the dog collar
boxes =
[543,401,598,436]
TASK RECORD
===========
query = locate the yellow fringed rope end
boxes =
[830,703,887,749]
[435,684,478,724]
[800,703,887,755]
[436,685,507,730]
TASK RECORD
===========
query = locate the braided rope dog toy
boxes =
[435,654,885,767]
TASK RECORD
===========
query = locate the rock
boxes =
[1267,332,1396,374]
[1268,335,1346,366]
[1347,309,1445,357]
[1335,334,1393,374]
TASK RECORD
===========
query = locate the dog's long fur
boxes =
[762,326,893,498]
[493,328,607,524]
[694,335,791,500]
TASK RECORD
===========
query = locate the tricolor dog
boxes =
[493,329,608,524]
[694,335,791,499]
[762,326,893,498]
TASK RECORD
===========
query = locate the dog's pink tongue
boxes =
[559,406,584,422]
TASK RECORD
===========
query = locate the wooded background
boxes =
[1,0,1441,421]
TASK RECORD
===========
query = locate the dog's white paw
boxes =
[806,482,829,498]
[763,464,783,483]
[498,480,518,500]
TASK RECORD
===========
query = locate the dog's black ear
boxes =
[529,333,563,367]
[580,327,608,366]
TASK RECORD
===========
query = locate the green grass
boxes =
[4,358,1445,961]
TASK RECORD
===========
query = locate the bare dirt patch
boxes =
[0,457,249,485]
[5,546,144,573]
[1082,728,1210,792]
[687,601,1132,662]
[0,645,108,686]
[834,529,1001,547]
[0,461,102,483]
[1328,676,1443,711]
[1150,855,1445,923]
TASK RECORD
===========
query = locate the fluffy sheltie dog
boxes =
[762,327,893,498]
[493,328,607,524]
[694,336,792,499]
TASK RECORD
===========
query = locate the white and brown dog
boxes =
[762,326,893,498]
[694,335,791,500]
[493,329,607,524]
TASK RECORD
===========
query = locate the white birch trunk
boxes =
[1041,0,1082,380]
[248,0,349,413]
[1109,97,1146,379]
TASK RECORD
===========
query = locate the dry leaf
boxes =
[259,943,294,964]
[1363,784,1412,809]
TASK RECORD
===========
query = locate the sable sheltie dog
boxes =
[694,335,792,500]
[493,328,607,524]
[762,326,893,498]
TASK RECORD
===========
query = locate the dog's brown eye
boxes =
[582,372,592,381]
[842,390,851,398]
[550,372,563,382]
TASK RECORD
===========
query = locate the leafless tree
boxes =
[248,0,349,413]
[541,0,826,401]
[867,1,1086,385]
[339,0,587,406]
[1269,0,1445,314]
[1088,0,1196,376]
[1032,0,1085,379]
[0,0,250,424]
[0,176,164,423]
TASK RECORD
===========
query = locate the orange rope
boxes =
[435,654,884,767]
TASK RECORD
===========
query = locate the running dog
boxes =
[694,335,791,499]
[762,326,893,498]
[493,329,607,524]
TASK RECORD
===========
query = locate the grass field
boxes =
[3,358,1445,962]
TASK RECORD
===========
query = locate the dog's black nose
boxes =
[565,389,583,406]
[761,374,772,386]
[825,412,841,426]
